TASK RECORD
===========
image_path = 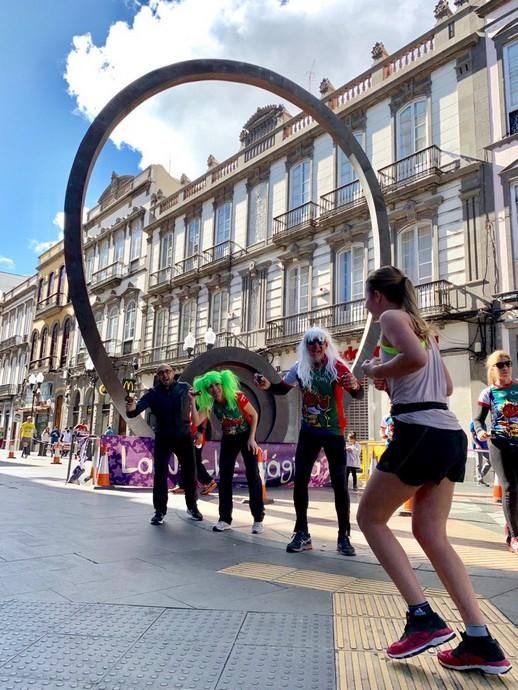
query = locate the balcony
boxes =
[0,335,23,353]
[140,332,239,369]
[199,241,246,276]
[272,201,319,244]
[91,261,124,291]
[0,384,19,399]
[28,355,57,372]
[103,339,122,357]
[148,266,173,294]
[36,292,65,316]
[265,281,461,348]
[171,254,202,287]
[378,145,443,194]
[320,180,366,218]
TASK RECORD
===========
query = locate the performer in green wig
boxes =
[192,369,265,534]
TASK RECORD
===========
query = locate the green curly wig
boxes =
[193,369,240,413]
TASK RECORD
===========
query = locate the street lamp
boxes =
[204,326,216,350]
[183,331,195,358]
[28,372,44,417]
[85,358,98,434]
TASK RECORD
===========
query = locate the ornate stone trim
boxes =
[285,140,314,170]
[389,75,432,115]
[278,241,317,265]
[183,202,203,225]
[342,109,367,132]
[246,164,270,191]
[371,42,389,61]
[434,1,453,22]
[212,185,234,209]
[388,195,443,227]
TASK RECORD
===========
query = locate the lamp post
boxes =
[28,372,44,417]
[204,326,216,350]
[85,357,98,435]
[183,331,195,358]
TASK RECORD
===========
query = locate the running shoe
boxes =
[200,479,218,496]
[286,531,312,553]
[150,511,164,525]
[251,521,264,534]
[337,535,356,557]
[387,612,455,658]
[187,507,203,521]
[509,537,518,554]
[213,520,232,532]
[437,632,512,675]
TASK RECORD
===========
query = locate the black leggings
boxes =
[489,439,518,537]
[346,467,358,489]
[293,430,350,537]
[218,432,264,524]
[154,434,197,514]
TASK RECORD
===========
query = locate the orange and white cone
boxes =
[95,450,111,487]
[257,448,274,505]
[51,443,62,464]
[493,473,503,504]
[399,497,413,516]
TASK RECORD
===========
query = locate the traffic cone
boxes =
[399,496,413,516]
[51,443,62,464]
[7,441,16,459]
[257,448,274,505]
[493,473,502,504]
[95,449,111,487]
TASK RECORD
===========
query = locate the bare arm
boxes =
[243,401,258,453]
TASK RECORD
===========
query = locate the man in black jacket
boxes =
[126,363,202,525]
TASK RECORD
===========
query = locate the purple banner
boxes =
[100,435,331,488]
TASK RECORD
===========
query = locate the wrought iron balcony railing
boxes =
[273,201,319,240]
[378,145,442,191]
[36,292,65,314]
[91,261,124,289]
[320,179,365,215]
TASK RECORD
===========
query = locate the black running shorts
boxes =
[377,419,467,486]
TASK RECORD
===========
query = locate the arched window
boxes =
[39,327,48,360]
[49,323,59,368]
[106,305,119,342]
[129,217,142,261]
[30,331,38,363]
[94,310,104,340]
[47,272,54,298]
[57,265,65,299]
[397,99,428,159]
[398,222,433,284]
[37,279,44,303]
[123,301,136,342]
[72,391,81,427]
[60,318,71,368]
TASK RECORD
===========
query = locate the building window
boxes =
[336,246,365,303]
[159,231,174,269]
[287,264,310,315]
[180,299,196,342]
[85,252,94,281]
[94,311,104,340]
[123,301,136,342]
[99,239,109,269]
[114,230,124,263]
[30,331,38,363]
[129,217,142,261]
[57,265,65,298]
[47,272,54,298]
[153,308,168,348]
[214,202,232,259]
[337,132,365,187]
[397,100,428,159]
[37,279,44,303]
[398,222,433,284]
[39,327,48,360]
[106,306,119,343]
[504,41,518,135]
[211,291,229,333]
[60,319,71,368]
[49,323,59,367]
[248,181,268,246]
[289,159,311,210]
[185,217,201,266]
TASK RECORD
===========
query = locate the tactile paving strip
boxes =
[141,609,245,645]
[98,638,232,690]
[0,630,47,664]
[217,644,336,690]
[0,601,83,633]
[236,611,333,648]
[335,650,515,690]
[0,634,134,685]
[0,677,97,689]
[59,603,163,639]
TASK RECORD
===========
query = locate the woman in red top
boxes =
[192,369,264,534]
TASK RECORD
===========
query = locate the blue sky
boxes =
[0,0,432,277]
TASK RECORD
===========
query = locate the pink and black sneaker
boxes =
[438,632,512,675]
[387,612,455,659]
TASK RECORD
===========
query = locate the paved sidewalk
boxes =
[0,449,516,689]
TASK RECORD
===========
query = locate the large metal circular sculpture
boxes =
[64,59,390,437]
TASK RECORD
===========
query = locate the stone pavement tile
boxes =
[141,609,245,644]
[217,644,335,690]
[0,630,47,665]
[0,634,135,685]
[98,638,231,690]
[227,583,332,615]
[491,589,518,626]
[236,611,333,648]
[59,603,163,639]
[105,589,195,608]
[0,677,97,689]
[0,600,84,632]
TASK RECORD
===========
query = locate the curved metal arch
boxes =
[64,59,390,436]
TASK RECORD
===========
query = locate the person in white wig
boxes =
[255,326,363,556]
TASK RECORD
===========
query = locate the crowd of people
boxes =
[18,420,106,459]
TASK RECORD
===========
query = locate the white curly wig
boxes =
[296,326,345,388]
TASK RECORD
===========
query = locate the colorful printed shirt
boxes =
[212,392,252,435]
[478,382,518,446]
[283,359,357,436]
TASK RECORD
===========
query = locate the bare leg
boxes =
[412,480,485,625]
[357,469,424,604]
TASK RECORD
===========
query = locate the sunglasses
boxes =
[306,337,327,346]
[494,360,512,369]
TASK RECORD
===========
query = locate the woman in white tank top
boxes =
[357,265,510,676]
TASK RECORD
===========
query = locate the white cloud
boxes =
[0,256,15,269]
[64,0,432,179]
[53,211,65,232]
[29,208,91,256]
[29,239,59,255]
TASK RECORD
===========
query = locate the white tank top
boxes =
[381,337,461,430]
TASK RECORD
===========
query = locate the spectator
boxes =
[346,431,362,491]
